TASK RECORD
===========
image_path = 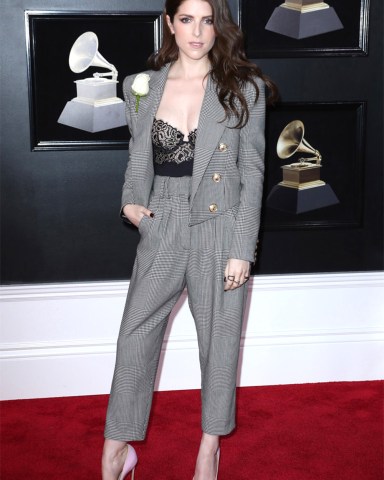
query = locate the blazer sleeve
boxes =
[120,75,137,219]
[228,77,266,263]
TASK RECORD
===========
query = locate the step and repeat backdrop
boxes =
[1,0,382,284]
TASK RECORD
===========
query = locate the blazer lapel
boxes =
[191,75,226,205]
[133,64,171,153]
[129,65,171,206]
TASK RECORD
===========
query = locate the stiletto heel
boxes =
[118,444,138,480]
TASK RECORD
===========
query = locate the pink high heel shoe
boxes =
[118,444,138,480]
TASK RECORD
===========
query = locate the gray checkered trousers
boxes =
[104,176,248,441]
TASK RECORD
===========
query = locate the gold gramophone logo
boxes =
[278,120,323,188]
[267,120,339,214]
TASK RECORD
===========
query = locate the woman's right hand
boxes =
[122,204,154,227]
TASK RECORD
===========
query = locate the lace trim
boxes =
[152,118,196,165]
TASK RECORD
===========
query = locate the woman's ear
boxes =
[166,15,175,34]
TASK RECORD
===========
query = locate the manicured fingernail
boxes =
[224,277,227,282]
[150,213,154,218]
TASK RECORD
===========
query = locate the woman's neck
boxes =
[170,55,211,81]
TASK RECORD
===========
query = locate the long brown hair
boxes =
[148,0,278,128]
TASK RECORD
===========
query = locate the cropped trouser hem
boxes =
[202,422,236,437]
[104,176,247,442]
[104,423,236,443]
[104,428,236,443]
[104,427,146,443]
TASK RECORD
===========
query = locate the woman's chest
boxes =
[155,79,206,135]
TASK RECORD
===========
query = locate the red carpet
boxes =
[1,381,382,479]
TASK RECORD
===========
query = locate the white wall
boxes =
[1,272,383,400]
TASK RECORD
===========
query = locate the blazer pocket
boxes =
[222,203,240,250]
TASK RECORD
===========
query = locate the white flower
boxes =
[131,73,150,112]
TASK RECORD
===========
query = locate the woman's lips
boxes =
[189,42,204,48]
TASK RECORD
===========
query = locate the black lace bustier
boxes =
[152,119,196,177]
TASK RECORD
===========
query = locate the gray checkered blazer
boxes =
[121,63,266,263]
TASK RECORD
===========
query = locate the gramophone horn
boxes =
[277,120,321,164]
[68,32,117,79]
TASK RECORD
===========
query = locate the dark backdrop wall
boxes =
[1,0,383,284]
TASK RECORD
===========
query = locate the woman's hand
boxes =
[122,204,153,228]
[224,258,250,291]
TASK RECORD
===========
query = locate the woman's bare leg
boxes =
[101,439,128,480]
[193,433,220,480]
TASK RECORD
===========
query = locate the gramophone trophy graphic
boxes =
[58,32,126,133]
[266,120,339,214]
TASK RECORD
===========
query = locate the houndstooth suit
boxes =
[104,63,266,441]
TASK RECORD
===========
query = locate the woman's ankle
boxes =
[102,440,128,480]
[102,439,127,463]
[199,433,220,453]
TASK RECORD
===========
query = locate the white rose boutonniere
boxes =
[131,73,150,112]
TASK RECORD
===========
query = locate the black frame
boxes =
[261,101,366,231]
[240,0,370,58]
[25,11,162,151]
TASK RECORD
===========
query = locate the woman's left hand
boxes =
[224,258,251,291]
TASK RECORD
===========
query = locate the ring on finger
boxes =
[228,275,235,281]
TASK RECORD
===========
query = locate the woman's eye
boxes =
[204,18,213,25]
[180,17,191,23]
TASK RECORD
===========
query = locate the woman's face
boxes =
[167,0,216,63]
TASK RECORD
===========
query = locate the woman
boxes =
[102,0,277,478]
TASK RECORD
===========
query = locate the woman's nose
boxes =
[193,23,201,37]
